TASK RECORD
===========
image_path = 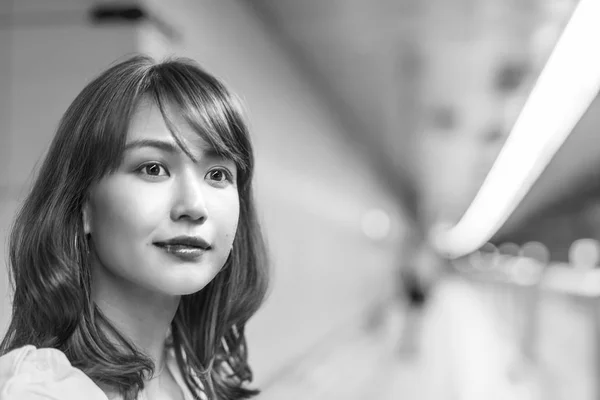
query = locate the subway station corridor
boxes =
[2,1,599,399]
[258,275,541,400]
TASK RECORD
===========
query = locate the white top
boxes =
[0,345,206,400]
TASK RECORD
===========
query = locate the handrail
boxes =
[456,255,600,400]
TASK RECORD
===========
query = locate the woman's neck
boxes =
[91,265,180,372]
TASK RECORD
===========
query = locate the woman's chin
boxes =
[151,270,219,296]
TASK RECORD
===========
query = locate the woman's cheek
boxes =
[122,184,171,225]
[215,196,240,247]
[92,180,167,245]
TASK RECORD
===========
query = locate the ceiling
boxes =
[248,0,589,242]
[247,0,423,222]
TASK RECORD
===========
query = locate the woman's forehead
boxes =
[127,99,212,157]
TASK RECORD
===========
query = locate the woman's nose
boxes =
[171,175,208,223]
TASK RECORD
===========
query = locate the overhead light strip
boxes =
[431,0,600,258]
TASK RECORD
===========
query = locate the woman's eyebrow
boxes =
[124,139,226,161]
[203,147,226,160]
[124,139,180,154]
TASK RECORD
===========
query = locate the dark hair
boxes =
[1,55,269,400]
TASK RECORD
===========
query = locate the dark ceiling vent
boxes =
[89,4,147,23]
[429,104,457,132]
[494,61,529,94]
[88,2,180,41]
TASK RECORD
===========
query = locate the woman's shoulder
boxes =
[0,345,108,400]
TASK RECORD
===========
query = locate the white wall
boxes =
[0,4,12,328]
[0,0,140,336]
[0,0,404,385]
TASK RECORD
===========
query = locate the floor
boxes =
[257,277,542,400]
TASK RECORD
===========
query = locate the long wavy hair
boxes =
[1,55,269,400]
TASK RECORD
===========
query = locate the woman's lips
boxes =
[154,243,207,262]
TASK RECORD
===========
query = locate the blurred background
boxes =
[1,0,600,399]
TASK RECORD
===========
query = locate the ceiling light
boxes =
[430,0,600,258]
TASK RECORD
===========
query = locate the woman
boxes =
[0,55,269,400]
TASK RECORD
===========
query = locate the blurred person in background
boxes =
[0,55,269,400]
[395,237,442,357]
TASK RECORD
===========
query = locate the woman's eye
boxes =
[206,168,232,184]
[138,163,169,177]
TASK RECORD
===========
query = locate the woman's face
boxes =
[83,100,240,296]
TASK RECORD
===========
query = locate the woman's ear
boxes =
[83,199,92,235]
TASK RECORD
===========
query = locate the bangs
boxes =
[146,60,252,176]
